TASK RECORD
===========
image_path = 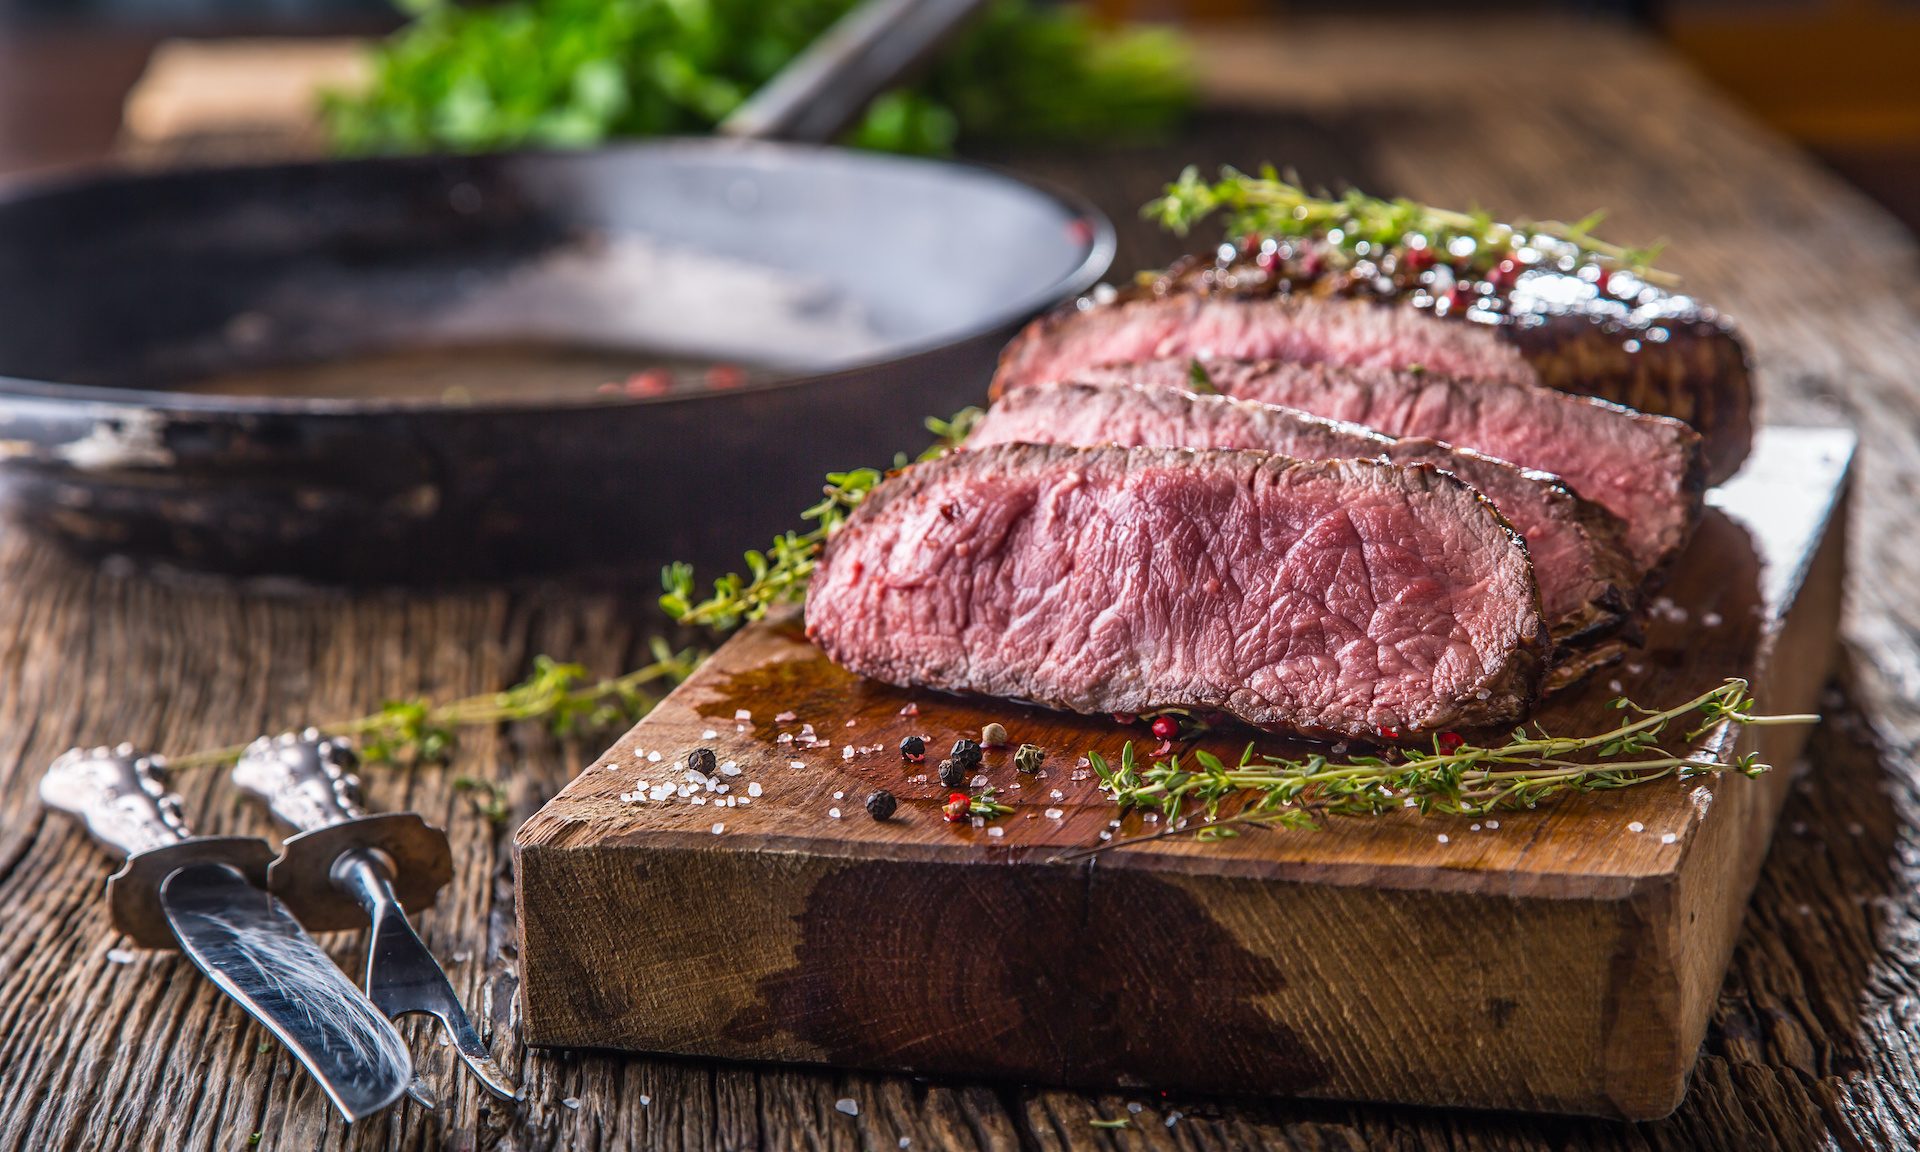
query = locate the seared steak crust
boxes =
[1076,359,1705,578]
[970,380,1636,645]
[806,443,1547,740]
[990,262,1752,484]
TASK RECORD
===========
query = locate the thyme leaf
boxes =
[166,641,703,772]
[661,409,980,632]
[1063,679,1816,859]
[1145,164,1677,286]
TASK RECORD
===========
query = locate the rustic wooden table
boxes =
[4,15,1919,1151]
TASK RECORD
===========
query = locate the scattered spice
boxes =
[899,735,926,763]
[685,747,717,775]
[1150,715,1179,740]
[943,792,971,822]
[1014,744,1045,774]
[981,722,1009,747]
[865,789,898,821]
[950,738,983,770]
[938,758,967,789]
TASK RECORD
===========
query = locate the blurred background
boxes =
[1,0,1916,231]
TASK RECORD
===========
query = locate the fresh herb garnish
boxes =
[323,0,1192,157]
[1145,165,1675,285]
[166,643,702,772]
[661,409,980,632]
[1068,679,1814,856]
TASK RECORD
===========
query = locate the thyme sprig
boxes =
[165,641,703,771]
[1145,165,1677,286]
[661,409,982,632]
[1071,680,1814,855]
[969,786,1016,819]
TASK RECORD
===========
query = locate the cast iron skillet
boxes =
[0,1,1111,585]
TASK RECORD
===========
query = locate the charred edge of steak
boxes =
[808,443,1549,740]
[971,380,1639,649]
[991,248,1753,484]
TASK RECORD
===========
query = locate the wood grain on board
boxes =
[517,429,1853,1120]
[5,15,1920,1152]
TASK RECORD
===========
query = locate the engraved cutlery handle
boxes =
[40,744,192,859]
[231,729,366,834]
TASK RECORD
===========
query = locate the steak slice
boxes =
[806,443,1548,740]
[969,380,1636,646]
[990,271,1752,484]
[1076,359,1704,577]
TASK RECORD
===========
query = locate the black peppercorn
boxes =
[865,789,898,821]
[938,758,966,789]
[899,735,926,762]
[950,738,983,770]
[686,747,717,775]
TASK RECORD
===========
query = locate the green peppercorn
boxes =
[1014,744,1044,773]
[865,789,898,821]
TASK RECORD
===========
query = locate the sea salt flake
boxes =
[899,1140,911,1149]
[1470,824,1481,832]
[691,795,707,806]
[1127,1103,1143,1114]
[775,710,797,723]
[1050,789,1065,801]
[1165,1111,1183,1128]
[898,703,918,716]
[971,774,989,788]
[1437,834,1450,844]
[748,782,763,797]
[988,827,1004,839]
[833,791,844,800]
[971,817,984,829]
[829,808,842,819]
[846,719,858,728]
[843,746,855,760]
[702,729,718,739]
[647,751,662,762]
[735,709,751,721]
[1702,611,1723,627]
[106,948,135,965]
[789,760,805,770]
[640,1095,651,1107]
[1628,821,1645,833]
[835,1098,859,1116]
[1661,832,1677,844]
[777,733,793,745]
[562,1097,581,1109]
[1486,820,1500,829]
[719,761,741,776]
[1045,808,1065,820]
[711,823,725,835]
[1099,831,1112,841]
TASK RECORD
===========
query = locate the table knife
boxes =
[40,745,415,1123]
[233,730,520,1101]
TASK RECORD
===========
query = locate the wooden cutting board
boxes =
[514,426,1852,1120]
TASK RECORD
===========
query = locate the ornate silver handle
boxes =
[231,729,366,834]
[40,744,191,859]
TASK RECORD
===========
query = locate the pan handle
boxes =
[716,0,988,145]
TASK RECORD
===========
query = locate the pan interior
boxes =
[0,143,1105,408]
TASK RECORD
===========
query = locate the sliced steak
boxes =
[991,261,1752,483]
[969,380,1635,646]
[1076,359,1704,576]
[806,443,1547,740]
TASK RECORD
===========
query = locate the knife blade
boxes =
[40,745,416,1123]
[234,730,520,1102]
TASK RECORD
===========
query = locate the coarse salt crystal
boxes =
[898,703,918,716]
[711,823,725,835]
[1144,813,1158,824]
[735,709,751,721]
[1486,820,1499,829]
[777,733,793,744]
[691,795,707,806]
[843,746,855,760]
[988,827,1004,839]
[833,791,844,800]
[736,797,751,806]
[640,1095,651,1107]
[748,782,763,797]
[846,719,858,727]
[719,761,741,776]
[971,774,988,788]
[1050,789,1064,801]
[775,710,797,723]
[647,751,662,762]
[1608,680,1624,694]
[789,760,805,770]
[1437,834,1450,844]
[1703,611,1723,627]
[835,1098,859,1116]
[1127,1103,1143,1114]
[1045,808,1064,820]
[971,816,984,829]
[716,784,729,794]
[1099,830,1112,841]
[900,1140,911,1149]
[1166,1111,1183,1128]
[1470,824,1481,832]
[1629,821,1644,833]
[702,729,718,739]
[1661,832,1677,844]
[829,808,841,819]
[106,948,135,965]
[562,1097,580,1109]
